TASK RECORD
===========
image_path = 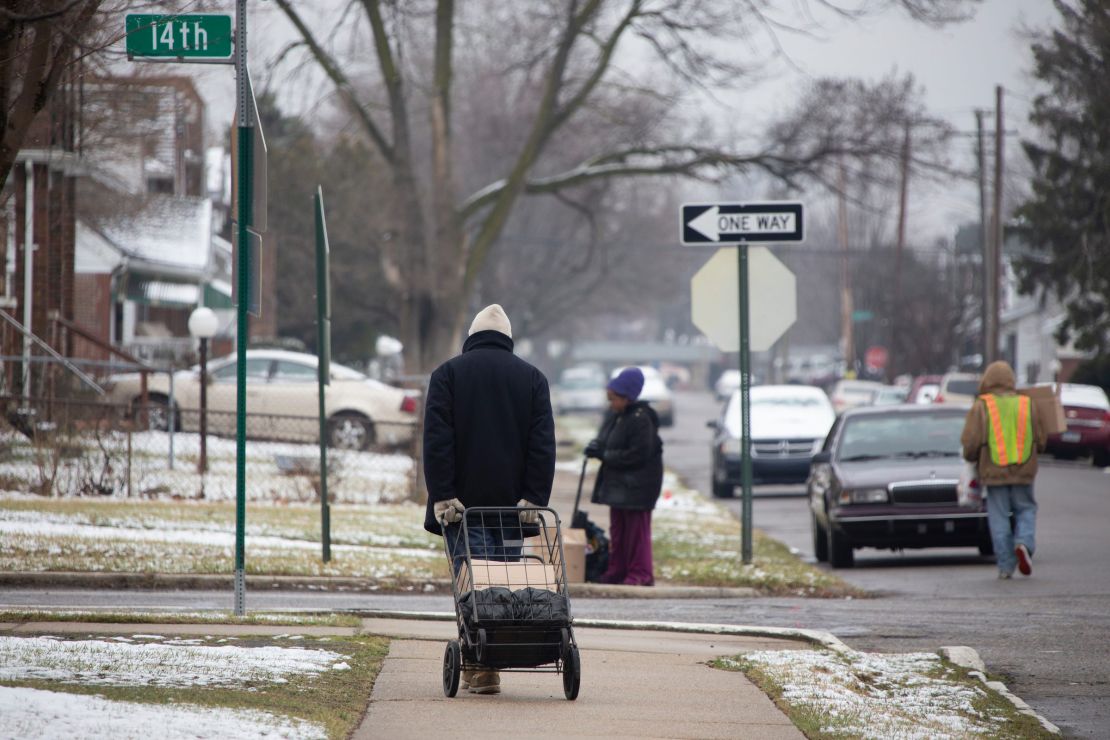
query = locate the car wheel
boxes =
[327,412,375,451]
[812,512,829,563]
[978,538,995,557]
[1092,448,1110,468]
[135,395,177,431]
[828,524,854,568]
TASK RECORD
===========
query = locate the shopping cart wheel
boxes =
[562,645,580,701]
[443,640,461,697]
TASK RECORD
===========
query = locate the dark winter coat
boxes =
[422,330,556,534]
[590,401,664,511]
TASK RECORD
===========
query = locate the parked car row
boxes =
[553,364,675,426]
[107,349,419,450]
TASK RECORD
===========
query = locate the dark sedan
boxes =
[807,404,993,568]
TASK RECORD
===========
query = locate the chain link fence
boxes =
[0,394,420,504]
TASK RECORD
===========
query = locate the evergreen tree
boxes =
[1015,0,1110,353]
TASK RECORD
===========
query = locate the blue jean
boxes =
[444,516,522,574]
[986,484,1037,574]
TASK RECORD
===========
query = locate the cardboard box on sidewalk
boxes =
[523,526,586,584]
[1018,385,1067,435]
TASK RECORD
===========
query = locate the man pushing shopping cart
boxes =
[422,304,560,697]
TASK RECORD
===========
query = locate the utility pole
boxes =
[988,86,1005,365]
[837,162,854,376]
[975,109,990,368]
[892,121,911,378]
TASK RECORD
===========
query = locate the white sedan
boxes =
[106,349,418,450]
[709,384,835,494]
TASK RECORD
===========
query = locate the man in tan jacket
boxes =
[961,361,1048,579]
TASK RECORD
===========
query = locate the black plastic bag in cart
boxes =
[571,511,609,583]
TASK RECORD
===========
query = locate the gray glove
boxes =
[434,498,464,524]
[517,499,539,525]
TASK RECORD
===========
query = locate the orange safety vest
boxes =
[980,393,1033,466]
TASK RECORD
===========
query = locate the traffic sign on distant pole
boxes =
[682,202,803,245]
[125,14,233,62]
[683,201,804,564]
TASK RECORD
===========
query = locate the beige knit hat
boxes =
[468,304,512,338]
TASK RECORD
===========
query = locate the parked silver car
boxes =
[106,349,418,450]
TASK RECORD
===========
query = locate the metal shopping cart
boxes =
[440,506,581,700]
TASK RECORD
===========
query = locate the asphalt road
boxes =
[3,389,1107,736]
[660,389,1110,739]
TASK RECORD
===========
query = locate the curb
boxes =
[939,646,1061,735]
[355,608,853,653]
[0,572,756,599]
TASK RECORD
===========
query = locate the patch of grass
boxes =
[712,651,1055,740]
[653,503,861,596]
[0,633,387,739]
[0,610,361,628]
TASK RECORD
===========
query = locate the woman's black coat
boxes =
[590,401,664,511]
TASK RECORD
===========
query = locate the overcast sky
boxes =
[189,0,1061,244]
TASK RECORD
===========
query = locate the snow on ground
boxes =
[0,429,413,503]
[0,634,349,688]
[0,515,437,559]
[0,686,325,740]
[727,649,1005,739]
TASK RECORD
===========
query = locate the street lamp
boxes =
[188,307,219,475]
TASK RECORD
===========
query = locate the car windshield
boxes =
[751,395,824,407]
[838,413,965,461]
[561,377,600,390]
[945,378,979,396]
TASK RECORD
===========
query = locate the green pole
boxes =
[739,244,753,564]
[233,0,250,616]
[314,187,331,563]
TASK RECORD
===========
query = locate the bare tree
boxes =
[272,0,975,370]
[0,1,117,189]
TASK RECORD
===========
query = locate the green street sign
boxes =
[125,14,233,60]
[852,309,875,322]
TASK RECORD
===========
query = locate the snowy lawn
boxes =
[0,428,414,503]
[651,472,859,596]
[715,648,1053,739]
[0,496,447,582]
[0,632,387,739]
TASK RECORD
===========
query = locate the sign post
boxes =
[314,187,332,563]
[683,202,804,563]
[126,3,263,616]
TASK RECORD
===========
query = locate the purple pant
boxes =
[601,508,654,586]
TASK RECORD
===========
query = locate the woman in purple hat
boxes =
[585,367,664,586]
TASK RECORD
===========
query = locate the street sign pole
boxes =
[314,187,332,563]
[233,0,251,617]
[737,245,754,564]
[683,201,804,567]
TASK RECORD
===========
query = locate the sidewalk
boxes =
[1,615,805,739]
[354,617,805,740]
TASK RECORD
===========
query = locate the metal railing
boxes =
[0,395,420,503]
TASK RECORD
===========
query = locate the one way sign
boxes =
[681,202,804,245]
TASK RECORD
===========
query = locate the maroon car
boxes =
[1044,383,1110,467]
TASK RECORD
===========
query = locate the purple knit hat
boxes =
[607,367,644,401]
